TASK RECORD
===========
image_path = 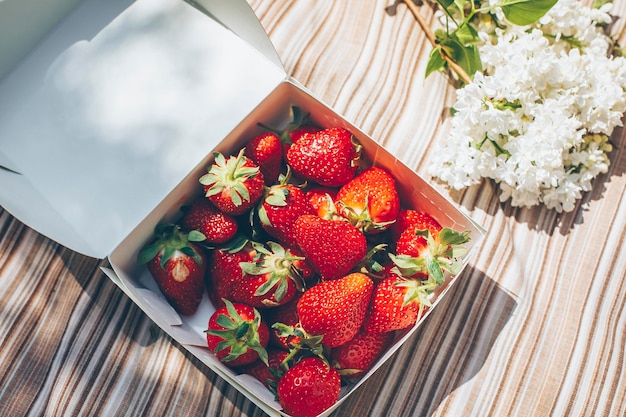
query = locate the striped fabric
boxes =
[1,1,625,416]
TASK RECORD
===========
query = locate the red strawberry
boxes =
[181,198,238,244]
[285,125,320,149]
[277,357,341,417]
[330,329,395,379]
[390,209,442,244]
[199,149,265,216]
[264,294,326,361]
[362,273,431,334]
[392,226,471,284]
[231,241,303,308]
[258,177,312,247]
[245,131,283,185]
[263,294,302,350]
[288,245,317,284]
[286,127,361,187]
[242,348,290,389]
[138,224,207,316]
[305,186,338,219]
[297,272,373,348]
[259,106,320,155]
[293,214,367,280]
[366,226,471,334]
[205,299,269,368]
[207,240,256,308]
[335,166,400,234]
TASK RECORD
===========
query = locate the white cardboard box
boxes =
[0,1,485,416]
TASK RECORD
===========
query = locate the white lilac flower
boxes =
[429,0,626,212]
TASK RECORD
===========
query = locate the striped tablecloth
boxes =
[1,1,625,416]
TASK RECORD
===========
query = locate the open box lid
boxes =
[0,0,286,258]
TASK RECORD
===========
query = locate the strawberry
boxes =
[265,294,327,362]
[138,223,207,316]
[288,245,317,284]
[181,198,238,244]
[390,209,442,243]
[263,294,302,350]
[330,328,395,379]
[257,175,312,247]
[293,214,367,280]
[207,240,256,308]
[286,127,361,187]
[392,226,471,284]
[244,131,283,185]
[364,226,471,334]
[277,357,341,417]
[305,186,338,219]
[199,149,265,216]
[258,106,320,154]
[242,348,290,389]
[335,166,400,234]
[297,272,373,348]
[231,241,303,308]
[205,299,269,368]
[284,125,321,150]
[362,273,431,334]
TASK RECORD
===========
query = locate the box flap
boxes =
[187,0,284,71]
[0,0,285,258]
[0,0,84,80]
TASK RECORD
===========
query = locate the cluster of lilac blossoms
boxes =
[428,0,626,212]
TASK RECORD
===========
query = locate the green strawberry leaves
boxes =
[239,241,306,301]
[200,149,260,207]
[205,299,269,365]
[137,223,206,268]
[271,322,326,364]
[389,226,471,305]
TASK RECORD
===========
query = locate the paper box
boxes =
[0,0,485,416]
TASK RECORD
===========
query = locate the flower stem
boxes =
[401,0,472,84]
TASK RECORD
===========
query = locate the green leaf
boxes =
[435,0,455,9]
[222,235,249,253]
[254,277,276,296]
[425,47,446,79]
[450,246,469,258]
[443,257,464,275]
[426,255,445,286]
[179,246,202,265]
[455,22,480,46]
[188,230,206,242]
[160,246,175,269]
[235,322,250,339]
[266,188,288,206]
[593,0,611,8]
[257,205,271,227]
[499,0,558,26]
[204,184,222,197]
[438,32,482,77]
[137,242,161,265]
[215,313,237,330]
[454,42,482,77]
[439,228,471,246]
